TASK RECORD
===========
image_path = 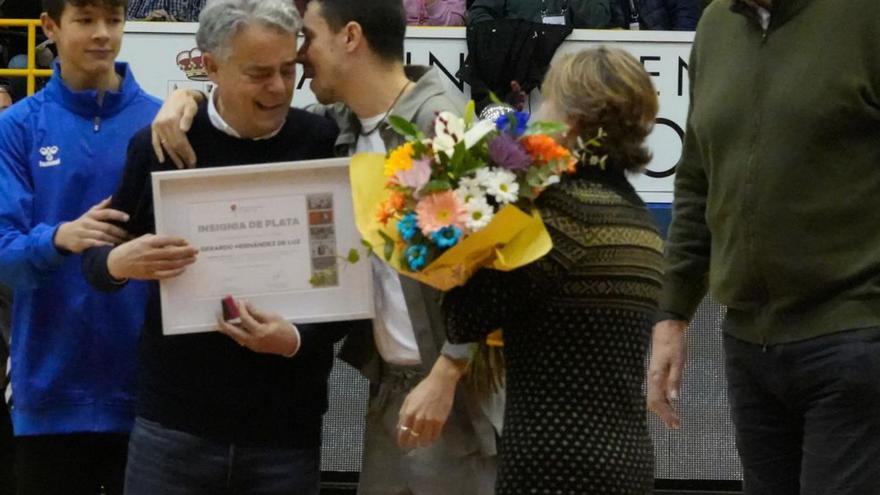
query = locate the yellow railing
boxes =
[0,19,54,95]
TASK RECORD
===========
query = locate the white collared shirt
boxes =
[208,91,284,140]
[357,129,422,365]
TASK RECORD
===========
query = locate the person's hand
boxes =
[396,355,464,449]
[107,234,198,281]
[54,197,130,253]
[216,301,300,357]
[151,88,203,169]
[647,319,689,429]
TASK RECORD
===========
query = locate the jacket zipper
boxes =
[747,16,772,346]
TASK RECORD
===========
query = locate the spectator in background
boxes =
[404,0,466,26]
[0,86,12,111]
[6,39,54,102]
[468,0,611,29]
[126,0,206,21]
[609,0,700,30]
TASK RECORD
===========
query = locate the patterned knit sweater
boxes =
[444,164,664,495]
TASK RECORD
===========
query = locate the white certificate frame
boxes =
[151,158,374,335]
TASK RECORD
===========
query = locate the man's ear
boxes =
[40,12,59,44]
[203,52,222,84]
[342,21,364,54]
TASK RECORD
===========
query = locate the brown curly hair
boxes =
[541,47,658,173]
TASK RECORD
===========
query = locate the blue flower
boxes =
[512,111,530,136]
[405,244,429,271]
[431,225,462,249]
[494,111,530,137]
[397,213,418,241]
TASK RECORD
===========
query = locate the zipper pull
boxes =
[762,337,768,353]
[93,116,101,132]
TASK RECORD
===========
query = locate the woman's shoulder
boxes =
[537,175,660,236]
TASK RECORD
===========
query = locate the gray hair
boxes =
[196,0,302,61]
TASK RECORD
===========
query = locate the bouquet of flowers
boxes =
[350,102,601,291]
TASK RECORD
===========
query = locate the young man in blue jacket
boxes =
[0,1,161,493]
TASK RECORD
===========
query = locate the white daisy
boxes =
[455,184,484,204]
[465,196,494,232]
[474,167,495,189]
[485,169,520,204]
[458,174,482,192]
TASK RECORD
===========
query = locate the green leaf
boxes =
[488,92,503,105]
[346,248,360,263]
[449,141,467,170]
[388,115,419,138]
[458,155,485,177]
[309,274,320,286]
[421,179,453,194]
[525,121,569,136]
[378,230,395,261]
[463,100,476,127]
[360,238,373,249]
[412,140,430,158]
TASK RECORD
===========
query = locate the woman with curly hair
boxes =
[443,47,664,495]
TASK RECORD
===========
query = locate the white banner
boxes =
[120,24,692,202]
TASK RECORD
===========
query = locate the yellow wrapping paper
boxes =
[350,152,553,291]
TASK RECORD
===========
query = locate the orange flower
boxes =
[522,134,572,164]
[376,202,394,225]
[375,191,408,225]
[388,191,407,212]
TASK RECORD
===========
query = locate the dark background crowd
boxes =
[0,0,711,104]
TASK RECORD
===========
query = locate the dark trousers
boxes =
[723,327,880,495]
[14,432,129,495]
[0,401,14,495]
[124,417,320,495]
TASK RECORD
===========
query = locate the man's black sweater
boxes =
[83,103,353,448]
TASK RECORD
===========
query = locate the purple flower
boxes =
[488,134,531,171]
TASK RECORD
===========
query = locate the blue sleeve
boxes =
[0,115,68,290]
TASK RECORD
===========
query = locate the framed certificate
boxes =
[151,158,374,335]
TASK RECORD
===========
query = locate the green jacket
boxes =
[468,0,611,28]
[661,0,880,345]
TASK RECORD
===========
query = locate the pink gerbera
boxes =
[415,190,467,236]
